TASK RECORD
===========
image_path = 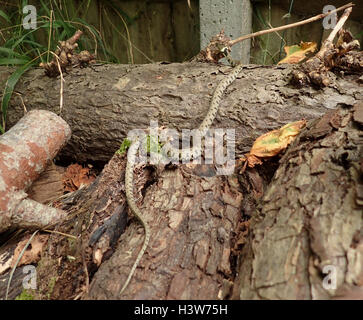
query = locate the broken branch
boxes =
[229,2,354,47]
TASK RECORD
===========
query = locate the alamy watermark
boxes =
[22,265,37,290]
[322,5,337,30]
[322,265,337,290]
[20,4,339,36]
[22,5,37,30]
[127,120,236,175]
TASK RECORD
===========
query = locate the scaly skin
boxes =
[120,139,150,295]
[120,61,244,296]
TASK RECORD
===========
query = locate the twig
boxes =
[315,7,352,61]
[291,6,355,87]
[47,10,54,63]
[229,2,355,46]
[326,7,352,43]
[116,10,134,64]
[101,11,154,63]
[14,92,27,114]
[81,240,90,296]
[41,49,65,111]
[43,229,77,240]
[53,52,65,115]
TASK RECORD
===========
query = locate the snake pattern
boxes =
[120,60,244,296]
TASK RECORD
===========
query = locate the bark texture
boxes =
[232,102,363,300]
[46,102,361,300]
[86,163,243,299]
[0,110,70,233]
[1,63,361,164]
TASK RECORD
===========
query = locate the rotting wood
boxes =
[27,162,66,204]
[39,30,96,78]
[291,7,362,87]
[85,163,245,299]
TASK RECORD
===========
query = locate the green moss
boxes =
[15,289,34,300]
[116,138,132,155]
[116,136,163,156]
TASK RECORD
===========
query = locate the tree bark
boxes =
[232,102,363,300]
[86,162,244,299]
[1,62,360,164]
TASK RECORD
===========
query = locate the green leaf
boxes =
[145,135,162,154]
[11,29,40,52]
[39,21,63,29]
[15,289,34,300]
[56,19,76,37]
[21,39,45,49]
[39,0,51,15]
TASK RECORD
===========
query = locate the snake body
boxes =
[120,61,244,295]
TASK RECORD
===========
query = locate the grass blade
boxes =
[0,47,30,59]
[1,61,36,133]
[0,58,30,65]
[0,9,11,24]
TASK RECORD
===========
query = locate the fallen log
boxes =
[0,110,71,233]
[1,62,360,165]
[232,102,363,300]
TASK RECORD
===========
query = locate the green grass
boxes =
[0,0,125,133]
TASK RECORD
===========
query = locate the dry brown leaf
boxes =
[278,41,317,64]
[240,119,307,170]
[11,234,49,267]
[62,163,96,192]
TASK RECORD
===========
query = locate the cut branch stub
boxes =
[0,110,71,233]
[39,30,96,77]
[194,29,232,63]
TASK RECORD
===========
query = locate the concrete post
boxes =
[199,0,252,64]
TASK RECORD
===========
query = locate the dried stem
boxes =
[326,7,352,43]
[229,2,354,46]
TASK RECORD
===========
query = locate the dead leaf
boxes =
[240,119,307,169]
[278,41,317,64]
[62,164,96,192]
[11,234,49,267]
